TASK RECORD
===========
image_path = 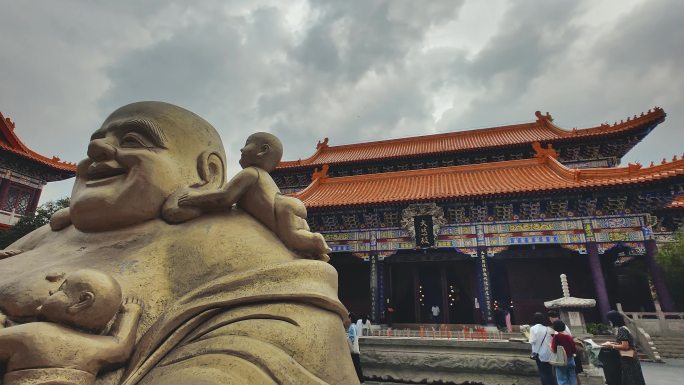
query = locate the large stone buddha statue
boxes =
[0,102,358,385]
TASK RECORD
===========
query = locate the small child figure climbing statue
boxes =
[163,132,331,261]
[0,269,143,385]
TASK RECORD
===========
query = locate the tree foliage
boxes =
[0,197,70,249]
[656,228,684,311]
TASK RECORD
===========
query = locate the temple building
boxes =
[0,112,76,229]
[275,108,682,325]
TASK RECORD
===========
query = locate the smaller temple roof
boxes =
[294,146,684,209]
[0,112,77,174]
[278,108,665,170]
[544,274,596,309]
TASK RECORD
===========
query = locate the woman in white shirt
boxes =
[529,312,554,385]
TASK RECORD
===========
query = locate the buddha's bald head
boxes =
[71,101,227,232]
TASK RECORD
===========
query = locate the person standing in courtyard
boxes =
[548,310,572,335]
[602,311,646,385]
[431,304,440,325]
[530,312,555,385]
[347,313,364,384]
[551,320,577,385]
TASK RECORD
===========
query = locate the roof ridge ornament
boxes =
[531,141,558,159]
[534,110,553,125]
[1,112,16,130]
[311,164,329,181]
[316,137,329,150]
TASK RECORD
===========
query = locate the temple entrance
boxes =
[385,251,476,324]
[330,253,371,317]
[493,245,601,324]
[418,265,442,323]
[602,245,655,312]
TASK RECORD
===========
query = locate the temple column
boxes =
[587,242,610,323]
[413,266,421,323]
[476,247,494,324]
[645,240,675,311]
[28,186,41,213]
[369,254,379,322]
[378,257,385,323]
[0,177,10,210]
[440,266,449,324]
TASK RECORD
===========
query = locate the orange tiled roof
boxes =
[294,154,684,209]
[278,108,665,169]
[0,112,77,174]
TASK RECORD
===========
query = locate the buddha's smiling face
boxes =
[70,102,217,232]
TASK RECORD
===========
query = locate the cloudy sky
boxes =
[1,0,682,204]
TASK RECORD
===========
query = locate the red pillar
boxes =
[645,240,675,311]
[587,242,610,323]
[28,186,41,213]
[0,178,10,210]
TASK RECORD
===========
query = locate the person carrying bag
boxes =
[550,320,577,385]
[529,312,554,385]
[603,311,646,385]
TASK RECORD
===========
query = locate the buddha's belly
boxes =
[0,242,172,323]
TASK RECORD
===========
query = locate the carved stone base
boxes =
[360,337,604,385]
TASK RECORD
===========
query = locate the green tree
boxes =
[0,197,70,249]
[657,228,684,311]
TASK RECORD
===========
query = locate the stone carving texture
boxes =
[0,102,357,385]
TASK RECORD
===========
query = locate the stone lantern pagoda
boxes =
[544,274,596,336]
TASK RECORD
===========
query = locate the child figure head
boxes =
[239,132,283,172]
[38,269,122,333]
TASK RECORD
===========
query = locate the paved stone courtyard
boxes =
[365,358,684,385]
[641,358,684,385]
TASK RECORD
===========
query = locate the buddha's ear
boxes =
[192,150,225,189]
[162,150,225,224]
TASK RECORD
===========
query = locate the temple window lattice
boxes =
[447,206,467,224]
[520,201,541,219]
[363,212,381,228]
[341,214,358,228]
[495,203,514,221]
[1,186,32,215]
[382,210,401,227]
[470,205,488,222]
[548,200,569,218]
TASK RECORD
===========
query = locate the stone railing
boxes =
[617,303,684,337]
[617,304,670,362]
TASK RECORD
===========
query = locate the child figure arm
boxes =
[178,168,259,210]
[101,298,143,364]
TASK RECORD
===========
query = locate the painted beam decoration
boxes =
[322,211,652,257]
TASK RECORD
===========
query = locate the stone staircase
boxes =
[650,336,684,359]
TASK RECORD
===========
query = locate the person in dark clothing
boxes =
[602,311,646,385]
[551,320,577,385]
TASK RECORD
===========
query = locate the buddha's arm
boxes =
[3,223,52,252]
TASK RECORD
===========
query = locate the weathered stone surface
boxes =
[0,102,357,385]
[360,337,604,385]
